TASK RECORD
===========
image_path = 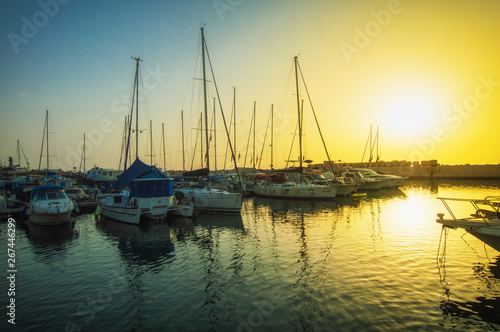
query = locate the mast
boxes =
[294,56,302,169]
[233,87,236,165]
[162,123,166,171]
[38,110,49,172]
[199,112,203,168]
[181,110,185,171]
[79,133,86,174]
[213,98,217,175]
[270,104,274,170]
[16,140,20,166]
[131,56,142,161]
[201,27,210,171]
[46,110,49,171]
[253,101,256,169]
[149,120,153,165]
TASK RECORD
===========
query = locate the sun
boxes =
[380,90,439,139]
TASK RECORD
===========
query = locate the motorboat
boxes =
[176,187,242,213]
[343,170,383,191]
[65,187,91,203]
[25,186,75,226]
[436,196,500,252]
[254,173,337,200]
[353,168,407,189]
[97,192,141,225]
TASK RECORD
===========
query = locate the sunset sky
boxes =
[1,0,499,171]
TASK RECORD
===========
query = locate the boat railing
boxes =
[438,197,500,225]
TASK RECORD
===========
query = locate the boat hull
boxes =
[100,204,141,225]
[178,189,242,213]
[168,203,194,218]
[28,209,72,226]
[254,183,336,200]
[437,217,500,252]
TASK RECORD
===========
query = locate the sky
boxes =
[1,0,499,171]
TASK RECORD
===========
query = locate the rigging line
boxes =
[243,105,254,168]
[257,107,272,170]
[297,60,336,175]
[223,106,234,170]
[204,39,242,187]
[286,118,300,169]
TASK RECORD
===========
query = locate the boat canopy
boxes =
[116,158,166,187]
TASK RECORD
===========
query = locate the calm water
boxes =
[1,179,500,331]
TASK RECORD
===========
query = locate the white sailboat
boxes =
[254,56,337,200]
[177,26,242,213]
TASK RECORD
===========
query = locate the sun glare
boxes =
[380,90,438,139]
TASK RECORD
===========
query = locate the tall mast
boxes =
[16,140,20,166]
[181,110,185,171]
[199,112,203,168]
[83,133,86,173]
[79,133,86,174]
[233,87,236,165]
[253,101,256,169]
[150,120,153,165]
[213,98,217,175]
[270,104,274,170]
[38,111,46,171]
[201,27,210,171]
[162,123,166,171]
[46,110,49,171]
[294,56,302,169]
[131,56,142,161]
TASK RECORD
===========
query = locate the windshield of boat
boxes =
[33,188,68,201]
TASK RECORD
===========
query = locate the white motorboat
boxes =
[436,196,500,252]
[344,170,383,191]
[254,173,337,200]
[176,187,242,213]
[97,192,141,225]
[353,168,407,189]
[25,186,75,226]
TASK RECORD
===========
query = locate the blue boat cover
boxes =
[131,178,173,198]
[116,158,166,187]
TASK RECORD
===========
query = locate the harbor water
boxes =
[1,180,500,331]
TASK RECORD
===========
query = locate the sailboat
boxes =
[98,58,193,223]
[254,56,337,200]
[176,26,242,213]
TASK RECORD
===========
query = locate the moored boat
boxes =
[436,196,500,251]
[98,192,141,225]
[25,186,75,226]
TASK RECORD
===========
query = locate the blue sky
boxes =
[1,0,499,171]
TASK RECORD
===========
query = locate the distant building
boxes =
[86,167,122,182]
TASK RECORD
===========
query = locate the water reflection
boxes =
[438,245,500,329]
[96,217,175,269]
